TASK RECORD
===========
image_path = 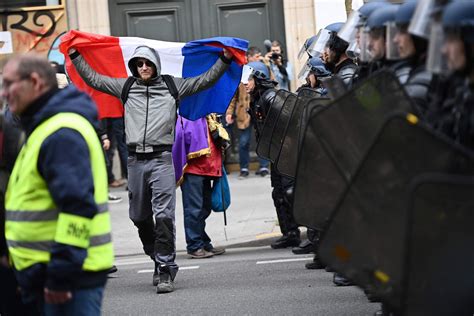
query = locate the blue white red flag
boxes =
[59,30,248,120]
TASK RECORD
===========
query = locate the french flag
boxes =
[59,30,248,120]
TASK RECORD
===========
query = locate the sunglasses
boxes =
[136,60,154,68]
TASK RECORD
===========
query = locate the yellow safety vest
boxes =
[5,113,113,272]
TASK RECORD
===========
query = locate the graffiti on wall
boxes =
[0,6,67,65]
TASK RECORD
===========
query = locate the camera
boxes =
[271,53,281,60]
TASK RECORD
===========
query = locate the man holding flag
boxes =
[66,37,238,293]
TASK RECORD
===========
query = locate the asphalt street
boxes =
[104,246,379,315]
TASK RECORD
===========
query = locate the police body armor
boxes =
[335,59,358,87]
[390,60,412,85]
[404,65,433,118]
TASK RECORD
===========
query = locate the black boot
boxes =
[271,231,301,249]
[292,239,313,255]
[305,255,325,269]
[333,273,354,286]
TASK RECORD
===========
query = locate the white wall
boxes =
[313,0,364,31]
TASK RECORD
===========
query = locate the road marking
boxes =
[137,266,199,274]
[116,258,151,266]
[256,258,312,265]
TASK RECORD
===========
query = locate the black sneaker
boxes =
[156,272,174,293]
[238,169,249,179]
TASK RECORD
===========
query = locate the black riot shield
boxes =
[317,115,474,312]
[293,70,413,230]
[256,89,291,161]
[269,93,297,163]
[402,175,474,316]
[275,89,330,178]
[321,75,347,99]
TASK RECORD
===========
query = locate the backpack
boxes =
[120,75,180,107]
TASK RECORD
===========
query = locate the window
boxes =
[2,0,62,9]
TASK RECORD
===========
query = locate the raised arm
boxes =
[174,48,234,98]
[69,48,126,98]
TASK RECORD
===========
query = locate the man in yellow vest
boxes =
[1,54,113,315]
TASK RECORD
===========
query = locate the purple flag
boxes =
[172,116,210,185]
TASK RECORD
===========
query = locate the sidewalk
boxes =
[108,171,282,257]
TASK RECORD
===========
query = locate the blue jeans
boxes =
[43,286,104,316]
[239,126,269,170]
[181,174,213,253]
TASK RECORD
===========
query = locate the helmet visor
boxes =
[386,22,401,60]
[298,61,311,81]
[298,38,317,60]
[346,40,360,60]
[309,29,332,57]
[359,27,372,63]
[426,20,448,74]
[408,0,435,40]
[241,65,254,84]
[338,11,362,43]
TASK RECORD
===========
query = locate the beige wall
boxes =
[67,0,111,35]
[283,0,317,92]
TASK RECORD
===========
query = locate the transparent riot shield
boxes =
[402,175,474,316]
[275,88,328,177]
[293,70,413,230]
[317,115,474,311]
[256,90,291,161]
[269,93,297,162]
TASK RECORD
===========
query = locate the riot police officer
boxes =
[428,0,474,150]
[363,4,412,84]
[324,23,359,87]
[243,61,301,249]
[392,0,434,118]
[297,56,331,95]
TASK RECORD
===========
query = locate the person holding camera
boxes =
[264,40,293,91]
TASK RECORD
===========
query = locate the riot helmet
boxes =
[442,1,474,44]
[434,1,474,73]
[338,1,388,44]
[309,22,345,58]
[298,56,331,81]
[393,0,428,60]
[339,0,390,62]
[326,24,350,66]
[244,61,270,81]
[366,5,399,61]
[298,35,318,60]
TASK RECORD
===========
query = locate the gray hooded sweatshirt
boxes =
[71,46,230,153]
